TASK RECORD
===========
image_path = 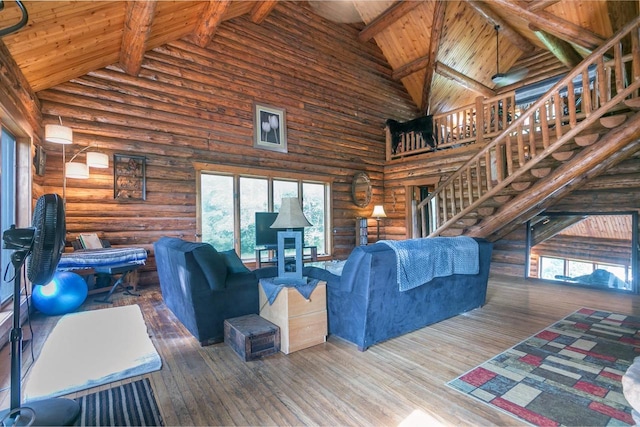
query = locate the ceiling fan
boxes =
[491,25,528,86]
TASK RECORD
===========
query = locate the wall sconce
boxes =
[270,197,312,285]
[372,205,387,241]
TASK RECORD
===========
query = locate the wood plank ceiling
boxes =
[0,1,637,117]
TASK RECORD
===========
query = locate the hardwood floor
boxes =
[1,273,639,426]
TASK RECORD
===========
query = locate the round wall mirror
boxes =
[352,172,372,208]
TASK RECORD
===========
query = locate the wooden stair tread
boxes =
[600,115,627,128]
[552,150,575,161]
[493,195,511,203]
[575,133,599,146]
[531,167,552,178]
[511,181,531,191]
[624,98,640,110]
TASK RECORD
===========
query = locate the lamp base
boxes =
[0,398,80,426]
[273,276,308,286]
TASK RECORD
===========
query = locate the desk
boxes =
[255,246,318,268]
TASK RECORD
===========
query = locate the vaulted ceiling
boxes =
[0,1,637,116]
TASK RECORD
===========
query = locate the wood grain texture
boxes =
[36,2,416,280]
[3,275,640,425]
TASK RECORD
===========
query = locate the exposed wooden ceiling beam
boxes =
[119,0,157,76]
[435,61,495,98]
[393,56,429,81]
[421,0,446,115]
[531,26,583,68]
[490,0,605,51]
[250,0,278,24]
[527,0,561,12]
[464,0,535,53]
[189,0,232,48]
[358,0,423,43]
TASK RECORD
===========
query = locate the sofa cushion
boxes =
[192,244,227,291]
[220,249,250,274]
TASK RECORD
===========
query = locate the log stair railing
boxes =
[418,16,640,240]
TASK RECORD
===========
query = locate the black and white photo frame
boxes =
[253,103,287,153]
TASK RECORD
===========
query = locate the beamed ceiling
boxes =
[0,0,638,116]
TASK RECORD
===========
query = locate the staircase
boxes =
[417,17,640,241]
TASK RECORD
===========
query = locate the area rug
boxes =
[448,308,640,426]
[75,378,163,426]
[24,304,162,400]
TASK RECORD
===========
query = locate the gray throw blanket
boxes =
[380,237,479,292]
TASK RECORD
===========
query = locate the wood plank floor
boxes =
[2,273,640,426]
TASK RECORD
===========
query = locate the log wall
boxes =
[37,3,418,286]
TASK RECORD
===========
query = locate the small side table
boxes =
[258,280,327,354]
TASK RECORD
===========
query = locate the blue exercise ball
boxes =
[32,271,88,316]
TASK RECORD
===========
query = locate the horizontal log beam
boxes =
[490,0,605,51]
[119,0,157,76]
[188,0,232,48]
[435,61,495,98]
[465,0,535,53]
[531,26,584,68]
[358,0,424,43]
[250,0,277,24]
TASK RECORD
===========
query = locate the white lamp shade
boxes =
[45,124,73,145]
[86,152,109,168]
[270,197,312,228]
[65,162,89,179]
[372,205,387,219]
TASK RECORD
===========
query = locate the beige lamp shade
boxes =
[270,197,312,228]
[86,152,109,168]
[372,205,387,219]
[65,162,89,179]
[45,124,73,145]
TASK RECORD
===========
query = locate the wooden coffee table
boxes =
[258,280,327,354]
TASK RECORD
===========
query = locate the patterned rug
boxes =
[448,308,640,426]
[75,378,163,426]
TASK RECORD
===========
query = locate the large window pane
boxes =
[239,177,268,258]
[1,129,16,304]
[273,180,297,210]
[201,174,234,251]
[302,182,325,253]
[539,257,564,280]
[567,260,593,278]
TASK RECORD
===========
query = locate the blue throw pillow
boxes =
[220,250,250,274]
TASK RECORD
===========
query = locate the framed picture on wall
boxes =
[114,154,146,201]
[253,103,287,153]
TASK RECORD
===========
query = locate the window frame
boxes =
[195,163,332,260]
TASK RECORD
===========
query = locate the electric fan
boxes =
[0,194,79,426]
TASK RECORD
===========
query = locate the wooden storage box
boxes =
[224,314,280,361]
[259,281,327,354]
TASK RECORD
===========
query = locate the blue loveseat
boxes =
[154,237,259,346]
[326,238,493,350]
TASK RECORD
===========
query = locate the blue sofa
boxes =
[153,237,259,346]
[326,238,493,350]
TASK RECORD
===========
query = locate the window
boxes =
[1,128,16,305]
[198,166,331,260]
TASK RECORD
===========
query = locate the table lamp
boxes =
[270,197,312,285]
[372,205,387,241]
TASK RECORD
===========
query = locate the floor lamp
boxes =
[270,197,312,285]
[372,205,387,241]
